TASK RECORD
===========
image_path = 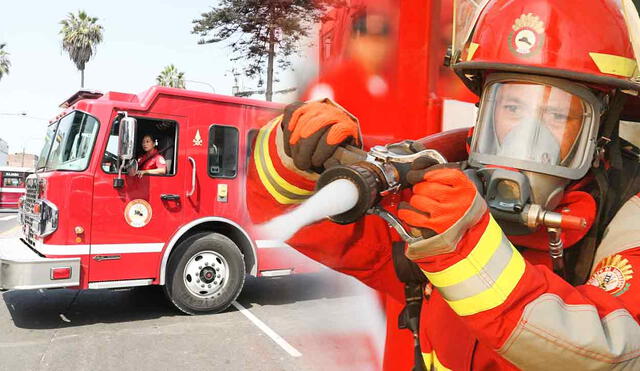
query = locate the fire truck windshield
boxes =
[36,111,99,172]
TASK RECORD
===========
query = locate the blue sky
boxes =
[0,0,316,154]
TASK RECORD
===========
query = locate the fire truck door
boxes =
[182,125,239,220]
[90,114,184,283]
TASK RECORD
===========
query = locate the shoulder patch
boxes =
[158,157,166,165]
[587,254,634,296]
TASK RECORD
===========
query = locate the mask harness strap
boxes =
[392,241,429,371]
[570,90,627,285]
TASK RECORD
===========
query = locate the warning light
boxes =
[50,267,71,280]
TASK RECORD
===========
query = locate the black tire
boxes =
[164,232,245,315]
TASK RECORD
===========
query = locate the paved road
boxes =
[0,213,19,237]
[0,214,386,371]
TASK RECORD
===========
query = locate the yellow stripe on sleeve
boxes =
[253,116,313,204]
[423,217,503,287]
[445,245,526,316]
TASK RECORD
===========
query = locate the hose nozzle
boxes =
[316,141,447,225]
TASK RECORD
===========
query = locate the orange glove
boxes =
[398,167,478,240]
[282,101,361,171]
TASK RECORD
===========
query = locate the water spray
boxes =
[255,179,360,241]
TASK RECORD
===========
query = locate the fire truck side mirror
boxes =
[118,116,137,161]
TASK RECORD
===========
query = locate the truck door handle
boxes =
[187,156,196,197]
[161,194,181,201]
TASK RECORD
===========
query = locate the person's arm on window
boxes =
[136,154,167,177]
[137,167,166,176]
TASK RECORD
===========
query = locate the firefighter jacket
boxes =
[137,148,166,171]
[247,114,640,370]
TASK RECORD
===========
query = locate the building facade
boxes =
[0,139,8,165]
[7,153,38,168]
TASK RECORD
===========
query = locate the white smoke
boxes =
[255,179,360,241]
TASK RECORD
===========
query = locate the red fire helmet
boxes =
[451,0,640,95]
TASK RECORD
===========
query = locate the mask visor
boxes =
[469,76,600,179]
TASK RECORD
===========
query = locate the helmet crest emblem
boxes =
[509,13,545,57]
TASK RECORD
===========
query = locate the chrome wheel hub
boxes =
[183,250,229,298]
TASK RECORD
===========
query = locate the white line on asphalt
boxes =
[0,215,16,221]
[0,340,51,348]
[232,300,302,358]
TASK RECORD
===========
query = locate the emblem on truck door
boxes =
[124,199,152,228]
[193,129,203,146]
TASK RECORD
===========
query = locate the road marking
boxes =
[0,215,17,221]
[232,300,302,358]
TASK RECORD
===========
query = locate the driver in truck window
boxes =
[136,134,167,177]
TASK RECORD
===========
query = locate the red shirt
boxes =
[137,148,167,171]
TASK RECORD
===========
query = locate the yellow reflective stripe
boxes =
[259,118,313,195]
[445,244,525,316]
[466,42,479,61]
[253,116,313,204]
[423,216,503,287]
[254,118,293,204]
[422,351,452,371]
[422,352,433,369]
[589,52,637,78]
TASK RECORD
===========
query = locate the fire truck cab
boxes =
[2,87,319,314]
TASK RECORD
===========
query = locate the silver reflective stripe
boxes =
[499,293,640,370]
[438,234,513,302]
[406,192,487,259]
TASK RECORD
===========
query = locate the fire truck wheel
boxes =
[165,232,245,315]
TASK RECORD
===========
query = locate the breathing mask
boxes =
[467,74,602,234]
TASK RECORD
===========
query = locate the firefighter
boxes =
[248,0,640,369]
[302,5,400,148]
[135,134,166,177]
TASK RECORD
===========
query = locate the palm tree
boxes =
[156,64,186,88]
[59,11,104,88]
[0,43,10,82]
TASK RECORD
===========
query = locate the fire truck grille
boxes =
[22,178,39,246]
[24,179,37,210]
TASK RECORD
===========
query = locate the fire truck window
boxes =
[44,111,99,171]
[102,117,178,176]
[3,177,20,187]
[208,125,238,178]
[101,119,122,174]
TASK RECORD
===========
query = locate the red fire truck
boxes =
[1,1,481,317]
[3,87,327,314]
[0,166,31,211]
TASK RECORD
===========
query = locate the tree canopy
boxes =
[0,43,10,82]
[192,0,338,101]
[156,64,186,89]
[60,10,104,87]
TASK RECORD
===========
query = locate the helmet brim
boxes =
[454,61,640,95]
